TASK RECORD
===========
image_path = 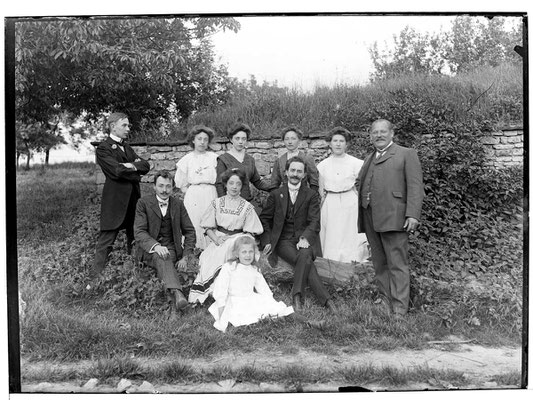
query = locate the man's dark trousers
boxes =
[276,239,329,305]
[93,192,137,276]
[362,206,409,314]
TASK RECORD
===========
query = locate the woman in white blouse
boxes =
[174,125,219,250]
[188,168,264,305]
[316,127,369,263]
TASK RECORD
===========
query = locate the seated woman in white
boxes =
[188,168,263,304]
[208,235,294,332]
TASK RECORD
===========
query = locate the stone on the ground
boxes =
[259,382,283,392]
[117,378,133,392]
[136,381,156,393]
[19,293,27,320]
[82,378,99,389]
[34,382,53,392]
[216,379,236,391]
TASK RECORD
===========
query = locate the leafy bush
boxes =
[21,198,199,315]
[131,64,521,141]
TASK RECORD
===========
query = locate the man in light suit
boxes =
[90,112,150,284]
[134,171,196,318]
[357,119,424,317]
[260,156,337,313]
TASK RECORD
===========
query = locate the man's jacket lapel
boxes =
[293,185,307,215]
[375,143,397,165]
[147,195,163,237]
[280,185,289,218]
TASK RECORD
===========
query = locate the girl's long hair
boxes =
[228,235,260,269]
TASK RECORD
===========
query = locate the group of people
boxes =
[89,112,424,331]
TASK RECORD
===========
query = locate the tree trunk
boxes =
[45,148,50,166]
[25,151,31,170]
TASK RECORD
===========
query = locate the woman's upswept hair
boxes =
[221,168,248,187]
[326,126,352,144]
[280,125,304,140]
[227,122,252,140]
[187,125,215,147]
[229,235,259,267]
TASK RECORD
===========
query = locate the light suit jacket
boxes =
[356,143,424,233]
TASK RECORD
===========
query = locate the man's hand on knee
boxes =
[296,236,310,250]
[176,258,188,272]
[154,245,170,260]
[263,243,272,256]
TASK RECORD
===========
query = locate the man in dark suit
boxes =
[357,119,424,317]
[89,112,150,284]
[260,156,337,313]
[134,171,196,318]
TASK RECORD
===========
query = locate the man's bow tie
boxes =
[159,201,168,207]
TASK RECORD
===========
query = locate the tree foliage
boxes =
[16,120,67,169]
[369,16,523,80]
[15,16,240,145]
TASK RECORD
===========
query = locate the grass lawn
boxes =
[16,164,523,389]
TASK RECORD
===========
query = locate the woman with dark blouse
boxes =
[215,123,271,204]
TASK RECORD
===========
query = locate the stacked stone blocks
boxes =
[93,126,523,193]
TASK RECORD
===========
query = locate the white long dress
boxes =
[208,261,294,332]
[174,151,218,249]
[317,154,369,263]
[188,196,264,304]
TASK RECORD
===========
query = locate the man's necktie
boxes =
[289,189,298,204]
[159,201,168,216]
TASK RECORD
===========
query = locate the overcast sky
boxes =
[0,4,526,162]
[211,15,457,91]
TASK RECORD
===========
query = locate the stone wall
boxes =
[93,126,523,194]
[480,125,524,169]
[94,135,335,195]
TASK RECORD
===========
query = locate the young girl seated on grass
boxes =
[208,235,295,332]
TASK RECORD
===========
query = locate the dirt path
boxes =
[21,342,522,393]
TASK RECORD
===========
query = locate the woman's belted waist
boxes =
[216,226,244,235]
[325,187,354,194]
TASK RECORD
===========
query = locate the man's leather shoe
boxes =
[392,312,406,321]
[307,319,327,330]
[325,299,339,314]
[174,289,188,310]
[292,294,302,312]
[168,306,179,321]
[85,271,102,290]
[374,296,391,314]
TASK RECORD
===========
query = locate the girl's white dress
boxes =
[174,151,218,250]
[317,154,369,263]
[188,196,264,304]
[208,261,294,332]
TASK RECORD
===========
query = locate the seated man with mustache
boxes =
[134,171,196,319]
[260,156,338,313]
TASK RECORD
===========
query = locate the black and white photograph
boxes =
[2,1,529,397]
